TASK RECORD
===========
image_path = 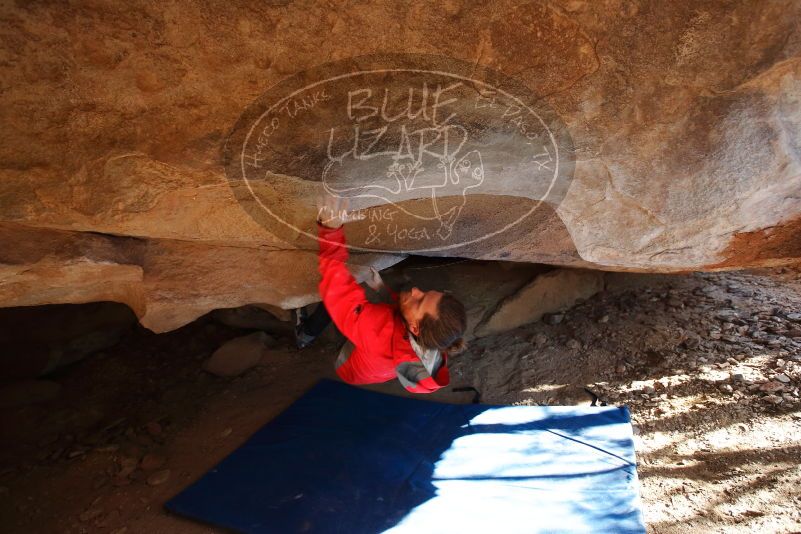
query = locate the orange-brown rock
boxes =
[0,1,799,331]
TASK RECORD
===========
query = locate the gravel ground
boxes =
[455,266,801,533]
[0,265,799,533]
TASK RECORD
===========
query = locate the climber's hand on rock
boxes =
[316,194,365,229]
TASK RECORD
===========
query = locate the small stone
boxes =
[140,453,166,471]
[531,333,548,347]
[775,373,791,384]
[764,395,783,405]
[566,339,581,350]
[102,418,127,434]
[642,385,656,394]
[720,384,733,393]
[117,457,138,478]
[543,313,564,326]
[717,309,739,321]
[786,312,801,322]
[111,476,131,487]
[146,469,171,486]
[732,373,745,382]
[726,357,739,365]
[737,325,749,336]
[96,509,121,528]
[759,381,784,393]
[615,362,626,374]
[684,336,701,349]
[79,508,103,522]
[67,449,87,459]
[220,427,233,438]
[145,422,162,437]
[598,315,609,324]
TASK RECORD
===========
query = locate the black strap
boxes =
[452,386,481,404]
[583,388,607,407]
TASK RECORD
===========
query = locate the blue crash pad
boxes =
[166,380,645,533]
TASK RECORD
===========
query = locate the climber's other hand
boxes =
[366,267,385,292]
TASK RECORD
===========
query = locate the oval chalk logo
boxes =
[224,53,574,254]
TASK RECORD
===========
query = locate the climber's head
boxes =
[399,287,467,354]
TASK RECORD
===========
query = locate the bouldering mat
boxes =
[166,379,645,533]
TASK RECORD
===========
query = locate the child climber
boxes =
[295,197,467,394]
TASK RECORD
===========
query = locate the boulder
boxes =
[0,2,799,331]
[203,332,271,377]
[475,269,605,337]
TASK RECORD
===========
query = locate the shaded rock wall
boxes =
[0,301,136,379]
[1,1,800,331]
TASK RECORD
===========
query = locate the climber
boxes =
[294,196,467,393]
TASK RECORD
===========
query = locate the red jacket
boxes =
[318,224,450,393]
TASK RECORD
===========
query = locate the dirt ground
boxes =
[1,264,800,533]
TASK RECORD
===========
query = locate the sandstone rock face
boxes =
[1,1,800,331]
